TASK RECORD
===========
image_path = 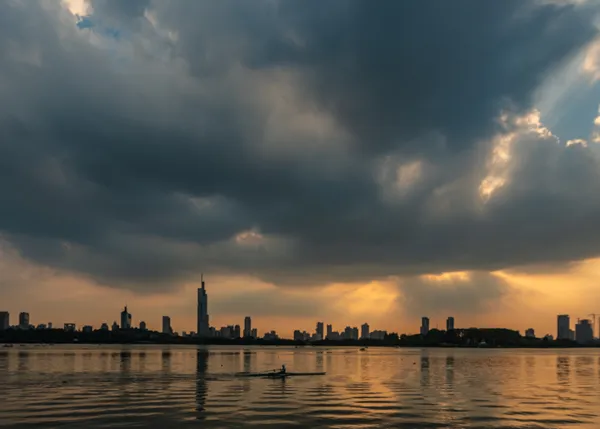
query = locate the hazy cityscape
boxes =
[2,277,599,346]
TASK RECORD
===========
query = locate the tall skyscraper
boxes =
[120,306,132,329]
[576,319,593,344]
[234,325,241,338]
[162,316,172,334]
[251,328,258,338]
[446,317,455,331]
[244,316,252,337]
[557,315,570,340]
[0,312,9,330]
[361,323,370,339]
[316,322,324,340]
[326,324,333,339]
[420,317,430,336]
[19,312,30,328]
[197,274,210,337]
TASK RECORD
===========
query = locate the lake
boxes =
[1,345,599,428]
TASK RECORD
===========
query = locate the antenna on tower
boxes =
[201,272,205,289]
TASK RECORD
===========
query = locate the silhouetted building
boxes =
[294,330,306,341]
[352,327,359,340]
[244,316,252,337]
[569,329,575,341]
[576,319,593,344]
[120,306,132,329]
[64,323,76,332]
[47,322,52,329]
[82,325,93,333]
[263,331,279,341]
[209,327,216,337]
[557,315,570,340]
[162,316,172,335]
[101,323,109,331]
[234,325,241,339]
[361,323,370,339]
[19,312,30,329]
[525,328,535,338]
[370,330,387,340]
[36,324,46,330]
[251,328,257,338]
[0,312,8,330]
[220,326,232,338]
[197,274,210,337]
[111,321,119,331]
[446,317,455,331]
[420,317,430,336]
[139,321,147,331]
[326,324,333,339]
[316,322,324,339]
[343,326,353,340]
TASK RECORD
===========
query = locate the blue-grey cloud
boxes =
[0,0,599,293]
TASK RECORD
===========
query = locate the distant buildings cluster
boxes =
[292,322,388,342]
[556,314,594,344]
[1,285,599,346]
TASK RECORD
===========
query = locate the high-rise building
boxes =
[244,316,252,337]
[370,330,387,340]
[316,322,324,339]
[351,327,359,341]
[0,312,9,330]
[420,317,430,336]
[101,323,109,331]
[343,326,353,340]
[220,326,232,338]
[525,328,535,338]
[251,328,257,338]
[576,319,593,344]
[120,306,132,329]
[557,315,570,340]
[82,325,93,333]
[234,325,241,338]
[361,323,370,339]
[19,312,30,329]
[162,316,172,335]
[64,323,76,332]
[326,324,333,339]
[446,317,455,331]
[111,321,119,331]
[139,321,147,331]
[47,322,53,329]
[197,274,210,337]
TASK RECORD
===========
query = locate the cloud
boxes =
[398,272,511,318]
[0,0,599,294]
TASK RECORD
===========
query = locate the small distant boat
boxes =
[235,370,326,379]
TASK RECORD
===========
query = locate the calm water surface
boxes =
[1,345,599,428]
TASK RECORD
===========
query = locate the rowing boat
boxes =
[235,371,326,378]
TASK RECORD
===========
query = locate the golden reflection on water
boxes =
[1,346,600,428]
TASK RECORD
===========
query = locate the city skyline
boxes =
[1,1,600,342]
[4,275,599,342]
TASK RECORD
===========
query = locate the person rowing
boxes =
[280,364,286,374]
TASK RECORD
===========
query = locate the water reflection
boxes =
[196,349,209,419]
[161,350,171,372]
[445,355,454,388]
[17,351,29,372]
[557,356,570,385]
[420,353,430,387]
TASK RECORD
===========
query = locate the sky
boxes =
[2,0,600,338]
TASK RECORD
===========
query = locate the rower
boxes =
[281,364,286,374]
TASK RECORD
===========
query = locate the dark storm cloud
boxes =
[399,272,510,317]
[0,0,599,291]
